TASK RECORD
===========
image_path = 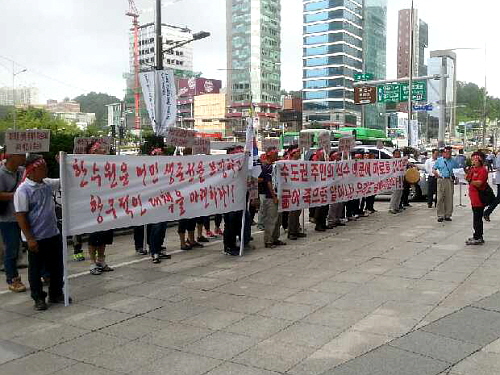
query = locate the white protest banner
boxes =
[5,129,50,154]
[192,138,211,155]
[299,132,313,150]
[339,136,355,154]
[276,158,406,212]
[139,70,155,127]
[139,69,177,136]
[262,138,280,151]
[74,137,113,154]
[164,127,197,148]
[318,131,331,154]
[62,153,248,236]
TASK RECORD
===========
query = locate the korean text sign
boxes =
[5,129,50,154]
[62,154,248,236]
[276,159,406,212]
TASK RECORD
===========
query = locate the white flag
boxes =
[139,69,177,135]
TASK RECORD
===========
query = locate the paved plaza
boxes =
[1,196,500,375]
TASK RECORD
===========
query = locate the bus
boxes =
[280,127,393,149]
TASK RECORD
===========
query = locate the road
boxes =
[0,193,500,374]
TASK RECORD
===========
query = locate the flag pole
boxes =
[59,151,70,307]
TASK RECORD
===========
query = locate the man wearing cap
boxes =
[14,154,67,310]
[287,146,307,240]
[433,146,459,222]
[0,153,26,293]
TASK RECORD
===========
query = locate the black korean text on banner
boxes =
[5,129,50,154]
[276,159,406,212]
[62,154,248,236]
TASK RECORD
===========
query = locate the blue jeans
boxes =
[0,222,21,284]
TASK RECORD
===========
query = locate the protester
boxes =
[177,147,204,251]
[147,148,171,264]
[363,153,377,214]
[84,142,115,275]
[286,147,306,240]
[433,146,459,222]
[0,153,26,293]
[483,151,500,221]
[311,149,331,231]
[486,151,495,172]
[425,149,439,208]
[14,154,66,310]
[327,151,347,227]
[466,152,488,245]
[260,148,285,248]
[389,149,404,214]
[400,150,412,209]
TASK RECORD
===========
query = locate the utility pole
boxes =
[154,0,163,134]
[407,0,414,147]
[438,56,447,148]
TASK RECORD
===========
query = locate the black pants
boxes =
[365,195,375,211]
[214,214,223,228]
[281,211,289,230]
[288,210,301,235]
[484,185,500,217]
[178,219,196,234]
[427,176,437,206]
[314,205,329,229]
[346,199,360,218]
[134,225,151,250]
[149,222,167,255]
[401,183,410,207]
[28,235,64,301]
[223,211,250,250]
[472,207,485,240]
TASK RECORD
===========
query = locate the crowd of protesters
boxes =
[1,139,498,311]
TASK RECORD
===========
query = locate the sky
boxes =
[0,0,497,104]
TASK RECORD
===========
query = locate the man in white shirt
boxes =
[425,149,439,208]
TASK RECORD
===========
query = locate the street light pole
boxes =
[407,0,414,147]
[154,0,163,135]
[12,62,27,130]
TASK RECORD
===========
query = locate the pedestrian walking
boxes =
[0,153,26,293]
[465,152,488,245]
[14,154,67,310]
[389,149,404,214]
[425,149,439,208]
[433,146,459,222]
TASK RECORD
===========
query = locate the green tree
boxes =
[0,107,80,134]
[73,92,121,129]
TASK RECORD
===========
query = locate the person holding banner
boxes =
[327,151,347,228]
[311,149,331,231]
[0,153,27,293]
[287,147,307,241]
[260,148,285,248]
[389,150,404,214]
[14,154,67,310]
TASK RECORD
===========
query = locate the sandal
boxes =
[99,264,114,272]
[188,241,204,248]
[181,244,192,251]
[90,267,102,275]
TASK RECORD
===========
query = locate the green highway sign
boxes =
[400,81,427,102]
[377,81,427,103]
[377,84,400,103]
[354,73,374,81]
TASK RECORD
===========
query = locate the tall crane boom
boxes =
[126,0,141,130]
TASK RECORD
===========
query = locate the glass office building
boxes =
[226,0,281,124]
[302,0,364,126]
[363,0,387,129]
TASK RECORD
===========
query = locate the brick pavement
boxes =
[1,197,500,375]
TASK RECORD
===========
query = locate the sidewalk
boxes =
[0,196,500,375]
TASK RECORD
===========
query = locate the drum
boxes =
[405,167,420,184]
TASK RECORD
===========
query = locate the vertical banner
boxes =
[410,120,419,147]
[318,131,331,155]
[139,69,177,136]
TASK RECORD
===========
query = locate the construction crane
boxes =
[126,0,141,130]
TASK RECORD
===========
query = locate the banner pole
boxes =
[239,153,250,257]
[59,151,70,307]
